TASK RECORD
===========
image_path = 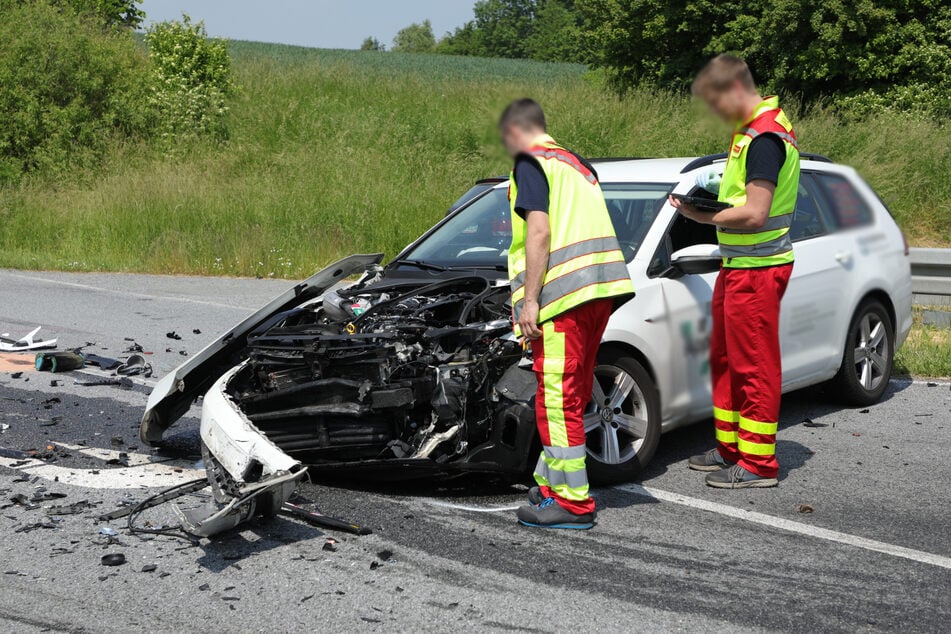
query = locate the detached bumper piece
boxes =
[181,368,308,537]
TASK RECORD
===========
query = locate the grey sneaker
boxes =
[517,497,595,530]
[528,486,544,505]
[688,448,734,472]
[705,464,778,489]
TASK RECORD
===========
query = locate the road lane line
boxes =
[615,483,951,571]
[0,445,203,489]
[422,500,522,513]
[0,271,259,312]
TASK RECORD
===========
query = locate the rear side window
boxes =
[789,174,830,242]
[814,173,874,229]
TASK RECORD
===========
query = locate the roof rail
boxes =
[589,157,654,163]
[680,151,833,174]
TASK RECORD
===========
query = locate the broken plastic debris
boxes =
[0,327,57,352]
[99,526,119,537]
[116,354,152,377]
[101,553,126,566]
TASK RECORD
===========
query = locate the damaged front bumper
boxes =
[180,364,306,537]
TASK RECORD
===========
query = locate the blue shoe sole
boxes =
[518,519,594,530]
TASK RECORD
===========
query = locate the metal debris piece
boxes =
[47,500,93,516]
[141,564,158,573]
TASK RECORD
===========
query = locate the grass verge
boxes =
[895,309,951,379]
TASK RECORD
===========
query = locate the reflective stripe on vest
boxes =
[717,97,800,269]
[508,135,634,334]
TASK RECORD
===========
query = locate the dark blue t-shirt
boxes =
[513,156,549,218]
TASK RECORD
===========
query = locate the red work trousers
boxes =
[710,264,792,479]
[531,299,613,515]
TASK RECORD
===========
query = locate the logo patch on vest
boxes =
[775,111,793,132]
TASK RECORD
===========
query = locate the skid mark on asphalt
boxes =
[1,271,258,312]
[0,444,202,489]
[618,483,951,571]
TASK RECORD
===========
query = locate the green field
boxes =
[1,41,949,278]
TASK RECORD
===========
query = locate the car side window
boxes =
[789,173,830,242]
[813,172,874,229]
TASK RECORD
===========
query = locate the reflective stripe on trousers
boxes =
[710,265,792,478]
[531,299,612,515]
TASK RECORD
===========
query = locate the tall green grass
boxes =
[0,41,948,277]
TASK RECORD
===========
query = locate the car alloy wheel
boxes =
[853,312,889,392]
[584,364,649,465]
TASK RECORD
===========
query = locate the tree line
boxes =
[368,0,951,118]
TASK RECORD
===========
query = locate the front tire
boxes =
[829,299,894,406]
[584,349,662,484]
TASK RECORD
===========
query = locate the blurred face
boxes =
[500,124,536,158]
[699,80,750,124]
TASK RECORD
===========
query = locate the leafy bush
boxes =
[392,20,437,53]
[145,15,234,144]
[580,0,951,118]
[0,0,150,183]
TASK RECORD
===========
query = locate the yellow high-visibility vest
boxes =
[508,135,634,335]
[717,96,801,268]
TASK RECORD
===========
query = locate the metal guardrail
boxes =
[911,248,951,305]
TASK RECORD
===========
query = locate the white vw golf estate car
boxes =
[142,152,912,536]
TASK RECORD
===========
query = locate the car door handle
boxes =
[835,251,853,265]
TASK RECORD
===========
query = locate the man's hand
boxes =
[669,195,713,225]
[518,298,543,340]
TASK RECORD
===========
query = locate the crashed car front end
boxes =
[142,255,540,537]
[223,273,538,478]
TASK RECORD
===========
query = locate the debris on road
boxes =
[101,553,126,567]
[85,354,121,371]
[74,377,133,389]
[116,353,152,377]
[141,564,158,573]
[796,504,814,514]
[802,418,827,428]
[192,328,202,334]
[35,351,85,373]
[0,327,57,352]
[166,331,182,340]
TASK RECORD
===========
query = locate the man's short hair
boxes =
[499,98,547,132]
[692,54,756,96]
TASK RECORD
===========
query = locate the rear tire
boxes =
[829,299,894,406]
[584,349,662,485]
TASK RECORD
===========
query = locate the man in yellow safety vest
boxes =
[670,55,800,488]
[499,99,634,528]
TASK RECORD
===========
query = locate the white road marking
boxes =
[422,500,522,513]
[1,271,259,312]
[0,445,203,489]
[616,483,951,571]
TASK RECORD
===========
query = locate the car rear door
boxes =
[779,171,851,386]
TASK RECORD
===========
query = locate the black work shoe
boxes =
[528,486,544,505]
[688,448,735,472]
[705,464,778,489]
[517,497,595,530]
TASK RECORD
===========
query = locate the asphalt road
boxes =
[0,269,949,633]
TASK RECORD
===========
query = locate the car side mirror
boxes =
[668,244,722,276]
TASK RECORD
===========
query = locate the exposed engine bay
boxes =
[225,274,540,477]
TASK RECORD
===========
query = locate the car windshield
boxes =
[397,182,674,270]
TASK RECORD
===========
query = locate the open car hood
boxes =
[140,254,384,445]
